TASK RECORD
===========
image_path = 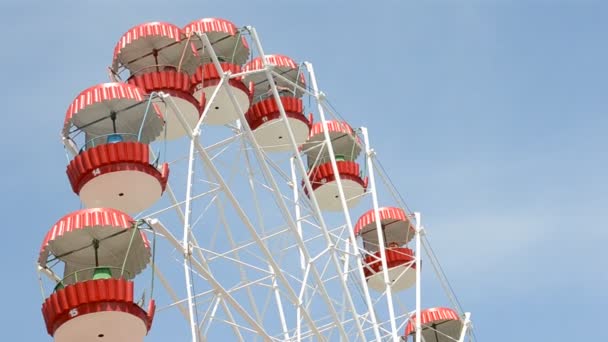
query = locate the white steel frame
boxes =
[46,25,474,342]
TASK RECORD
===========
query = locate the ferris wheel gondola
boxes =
[112,22,201,140]
[183,18,252,126]
[303,120,367,210]
[38,208,155,342]
[62,82,169,213]
[355,207,417,291]
[405,307,464,342]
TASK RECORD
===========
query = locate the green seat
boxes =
[335,154,345,162]
[92,267,113,280]
[54,282,65,292]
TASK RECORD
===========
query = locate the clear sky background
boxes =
[1,0,606,341]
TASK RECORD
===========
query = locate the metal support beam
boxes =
[362,126,400,341]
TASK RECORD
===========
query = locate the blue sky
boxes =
[1,0,606,341]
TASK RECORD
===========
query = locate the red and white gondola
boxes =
[63,82,169,214]
[184,18,252,125]
[354,207,417,291]
[38,208,155,342]
[404,307,464,342]
[112,21,200,139]
[302,121,366,211]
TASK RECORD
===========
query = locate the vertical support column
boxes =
[270,265,290,341]
[291,156,306,271]
[458,312,471,342]
[183,138,200,342]
[303,60,382,341]
[362,126,400,342]
[414,212,422,342]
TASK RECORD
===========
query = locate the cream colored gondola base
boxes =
[80,170,162,215]
[312,179,364,212]
[54,311,147,342]
[419,320,463,342]
[194,85,249,125]
[253,117,309,152]
[366,264,416,292]
[156,97,200,140]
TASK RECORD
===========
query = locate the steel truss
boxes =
[47,25,473,342]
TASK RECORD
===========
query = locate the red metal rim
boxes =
[304,161,368,194]
[363,247,415,277]
[192,62,244,83]
[66,142,169,194]
[42,278,155,336]
[127,70,200,111]
[245,96,310,130]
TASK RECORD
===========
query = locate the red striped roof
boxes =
[404,307,461,336]
[63,82,156,134]
[354,207,410,236]
[244,54,299,71]
[113,22,182,62]
[38,208,150,264]
[66,141,169,194]
[309,120,355,138]
[184,17,238,36]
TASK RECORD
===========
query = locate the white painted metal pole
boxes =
[150,219,273,340]
[270,265,291,341]
[165,94,326,340]
[183,138,200,342]
[304,60,382,341]
[193,74,229,134]
[414,213,422,342]
[458,312,471,342]
[240,28,365,340]
[291,156,306,271]
[362,126,400,342]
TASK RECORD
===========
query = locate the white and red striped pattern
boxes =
[38,208,142,263]
[63,82,145,133]
[184,18,237,36]
[404,307,461,336]
[113,21,182,61]
[309,120,354,138]
[244,54,299,71]
[354,207,409,236]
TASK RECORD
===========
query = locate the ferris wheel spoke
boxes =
[173,132,329,340]
[151,218,274,340]
[140,184,220,220]
[198,295,220,337]
[202,155,266,323]
[217,296,246,341]
[226,114,367,341]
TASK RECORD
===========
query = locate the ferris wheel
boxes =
[36,18,475,342]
